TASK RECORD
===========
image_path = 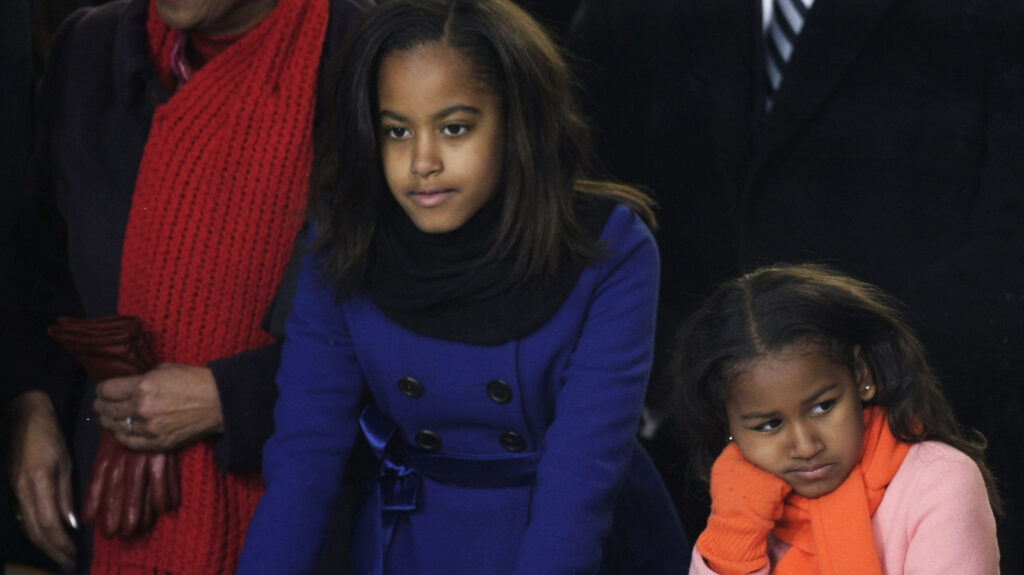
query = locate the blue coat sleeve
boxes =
[236,251,366,574]
[512,208,661,574]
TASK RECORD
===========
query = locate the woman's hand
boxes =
[93,363,225,451]
[5,390,77,571]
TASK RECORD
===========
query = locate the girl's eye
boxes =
[810,399,836,416]
[384,126,409,139]
[442,124,469,136]
[753,419,783,433]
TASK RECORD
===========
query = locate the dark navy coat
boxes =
[238,205,689,574]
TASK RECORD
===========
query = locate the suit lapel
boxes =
[749,0,897,180]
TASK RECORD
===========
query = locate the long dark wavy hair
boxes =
[670,263,1001,514]
[308,0,654,294]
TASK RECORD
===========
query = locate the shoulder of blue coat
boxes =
[598,204,659,251]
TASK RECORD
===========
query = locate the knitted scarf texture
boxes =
[772,407,910,575]
[95,0,327,572]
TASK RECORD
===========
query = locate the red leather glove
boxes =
[146,443,181,517]
[696,443,793,575]
[81,431,171,538]
[48,315,180,539]
[48,315,157,376]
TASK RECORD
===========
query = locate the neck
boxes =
[187,30,244,69]
[200,0,280,36]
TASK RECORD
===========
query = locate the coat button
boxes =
[500,431,526,453]
[397,376,424,398]
[415,430,442,451]
[486,379,513,404]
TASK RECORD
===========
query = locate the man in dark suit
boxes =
[568,1,1023,571]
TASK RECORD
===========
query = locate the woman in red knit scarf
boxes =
[4,0,368,572]
[671,264,1001,574]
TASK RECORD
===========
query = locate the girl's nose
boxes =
[787,422,823,459]
[410,136,442,177]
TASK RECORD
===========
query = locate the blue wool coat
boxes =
[237,205,689,574]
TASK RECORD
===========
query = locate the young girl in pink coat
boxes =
[672,263,1001,574]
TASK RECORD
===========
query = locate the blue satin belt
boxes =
[355,404,541,575]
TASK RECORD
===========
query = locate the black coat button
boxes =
[415,430,442,451]
[486,379,513,404]
[500,431,526,453]
[397,376,424,398]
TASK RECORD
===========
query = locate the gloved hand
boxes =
[82,431,181,538]
[696,442,793,575]
[48,315,181,539]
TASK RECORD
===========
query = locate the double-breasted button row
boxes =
[410,429,527,453]
[396,376,514,404]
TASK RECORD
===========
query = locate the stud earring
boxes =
[864,385,871,392]
[728,436,733,442]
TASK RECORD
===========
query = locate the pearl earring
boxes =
[864,385,871,391]
[728,436,733,442]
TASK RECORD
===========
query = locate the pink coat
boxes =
[689,441,1000,574]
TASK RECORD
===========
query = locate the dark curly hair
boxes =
[670,263,1001,514]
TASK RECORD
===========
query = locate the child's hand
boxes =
[710,442,792,522]
[696,443,792,575]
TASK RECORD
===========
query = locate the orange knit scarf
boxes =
[94,0,327,572]
[772,407,910,574]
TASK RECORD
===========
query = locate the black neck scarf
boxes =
[364,194,616,345]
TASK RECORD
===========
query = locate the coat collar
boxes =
[112,0,172,108]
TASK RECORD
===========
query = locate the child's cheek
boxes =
[734,440,782,479]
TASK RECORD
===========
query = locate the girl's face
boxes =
[156,0,278,35]
[725,343,876,498]
[377,42,505,234]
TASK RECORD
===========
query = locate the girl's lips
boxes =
[408,188,455,208]
[789,462,836,482]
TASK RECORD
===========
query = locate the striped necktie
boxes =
[765,0,813,110]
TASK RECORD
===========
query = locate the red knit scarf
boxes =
[94,0,327,572]
[772,407,910,574]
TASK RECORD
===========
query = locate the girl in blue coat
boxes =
[237,1,688,573]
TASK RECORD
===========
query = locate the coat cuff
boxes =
[208,342,282,473]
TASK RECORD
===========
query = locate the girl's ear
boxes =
[854,345,877,401]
